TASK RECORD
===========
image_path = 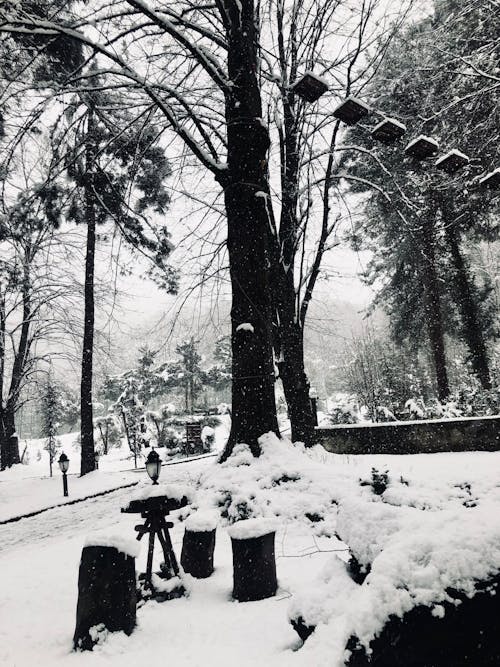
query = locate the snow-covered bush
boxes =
[196,435,338,532]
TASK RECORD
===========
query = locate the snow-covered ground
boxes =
[1,429,499,666]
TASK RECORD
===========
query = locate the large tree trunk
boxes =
[0,408,17,469]
[277,322,316,445]
[444,225,491,389]
[221,0,279,459]
[420,219,449,401]
[80,109,96,476]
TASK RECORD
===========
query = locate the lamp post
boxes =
[309,386,319,427]
[58,452,70,497]
[145,448,161,485]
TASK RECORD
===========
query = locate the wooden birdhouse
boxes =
[371,117,406,144]
[332,96,371,125]
[404,135,439,159]
[292,72,329,103]
[478,168,500,188]
[435,149,470,174]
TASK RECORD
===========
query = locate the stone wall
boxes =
[316,415,500,455]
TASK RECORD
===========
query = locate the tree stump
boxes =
[181,512,217,578]
[229,518,277,602]
[73,545,137,651]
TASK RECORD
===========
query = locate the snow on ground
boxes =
[0,417,231,522]
[1,430,499,666]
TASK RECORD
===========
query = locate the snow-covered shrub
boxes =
[374,405,397,422]
[197,435,338,533]
[201,425,215,451]
[360,468,390,496]
[329,406,358,424]
[327,394,359,424]
[404,397,426,419]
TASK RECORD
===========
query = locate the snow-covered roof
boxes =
[405,134,439,150]
[435,149,469,165]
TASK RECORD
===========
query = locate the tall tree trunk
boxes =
[3,258,32,467]
[221,0,279,459]
[444,224,491,389]
[1,407,18,468]
[277,321,316,445]
[80,109,96,476]
[420,219,449,401]
[0,294,6,470]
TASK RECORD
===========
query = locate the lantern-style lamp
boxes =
[145,448,161,485]
[404,135,439,159]
[291,72,329,103]
[478,167,500,188]
[371,117,406,144]
[333,96,371,125]
[58,452,70,497]
[435,149,470,174]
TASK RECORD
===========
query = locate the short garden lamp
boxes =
[58,452,69,497]
[145,448,161,485]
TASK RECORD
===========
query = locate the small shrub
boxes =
[360,468,389,496]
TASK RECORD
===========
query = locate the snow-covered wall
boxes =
[316,415,500,455]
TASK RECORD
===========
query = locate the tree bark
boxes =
[2,256,33,468]
[444,225,491,389]
[221,0,279,459]
[420,219,449,401]
[277,323,316,445]
[80,108,96,476]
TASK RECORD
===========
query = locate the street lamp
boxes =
[309,386,319,427]
[58,452,69,497]
[145,448,161,485]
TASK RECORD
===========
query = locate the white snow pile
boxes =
[84,532,141,558]
[227,517,278,540]
[132,482,193,503]
[184,510,218,533]
[290,487,500,665]
[196,433,342,530]
[236,322,255,333]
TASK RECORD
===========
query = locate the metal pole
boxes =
[63,472,68,497]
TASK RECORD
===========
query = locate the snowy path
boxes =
[0,485,137,554]
[0,458,208,555]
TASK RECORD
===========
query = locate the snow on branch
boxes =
[0,17,227,177]
[125,0,231,91]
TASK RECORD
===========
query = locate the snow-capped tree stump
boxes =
[228,519,277,602]
[73,540,139,651]
[346,574,500,666]
[180,511,218,578]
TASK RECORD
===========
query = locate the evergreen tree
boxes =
[342,0,498,395]
[40,380,64,477]
[175,338,204,413]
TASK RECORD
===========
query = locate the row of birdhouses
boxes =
[291,73,499,187]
